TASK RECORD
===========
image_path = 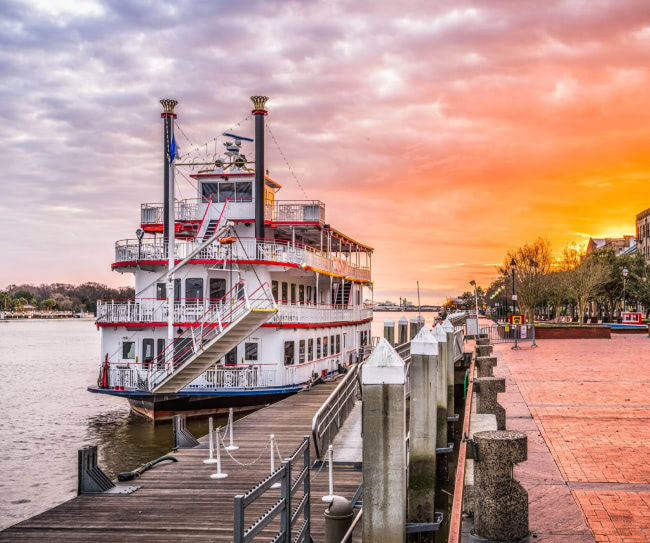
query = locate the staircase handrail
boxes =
[189,196,213,240]
[311,363,361,460]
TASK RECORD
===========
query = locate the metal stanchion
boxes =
[210,427,228,479]
[225,408,239,451]
[270,434,281,489]
[203,417,218,464]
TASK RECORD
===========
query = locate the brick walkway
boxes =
[496,334,650,543]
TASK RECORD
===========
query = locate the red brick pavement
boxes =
[496,334,650,542]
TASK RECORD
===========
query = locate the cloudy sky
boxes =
[2,0,649,303]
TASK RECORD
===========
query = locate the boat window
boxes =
[156,338,166,359]
[331,335,335,354]
[186,278,204,303]
[306,286,312,304]
[356,289,361,306]
[142,338,154,364]
[299,285,305,305]
[323,336,328,356]
[174,279,181,300]
[237,283,245,300]
[225,346,237,365]
[336,335,341,354]
[316,338,321,359]
[236,181,252,200]
[218,182,235,202]
[271,281,279,302]
[245,342,258,361]
[290,284,296,305]
[281,282,288,304]
[201,182,220,202]
[122,341,135,360]
[156,283,166,300]
[209,278,226,302]
[299,340,305,363]
[284,341,295,366]
[308,339,313,361]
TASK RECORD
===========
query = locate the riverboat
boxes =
[89,97,374,421]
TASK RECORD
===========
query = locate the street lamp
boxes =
[510,258,517,317]
[622,267,629,315]
[470,280,479,336]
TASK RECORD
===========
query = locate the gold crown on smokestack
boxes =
[160,99,178,114]
[250,95,269,112]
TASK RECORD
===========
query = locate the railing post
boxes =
[408,327,439,541]
[432,324,448,479]
[362,338,406,542]
[398,316,408,344]
[384,317,395,345]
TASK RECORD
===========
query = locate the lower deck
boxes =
[1,379,362,542]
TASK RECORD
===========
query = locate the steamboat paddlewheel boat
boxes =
[89,96,374,421]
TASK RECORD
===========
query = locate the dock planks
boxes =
[1,379,362,542]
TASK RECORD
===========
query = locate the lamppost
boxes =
[469,280,480,337]
[622,267,629,317]
[510,258,517,317]
[503,271,509,322]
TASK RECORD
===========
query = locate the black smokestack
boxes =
[251,96,269,241]
[160,99,178,242]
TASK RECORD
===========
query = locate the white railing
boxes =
[105,365,278,391]
[114,237,371,282]
[97,299,372,325]
[265,200,325,223]
[141,199,202,224]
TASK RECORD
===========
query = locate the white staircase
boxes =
[148,282,277,393]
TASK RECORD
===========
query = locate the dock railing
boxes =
[480,323,537,348]
[234,436,311,543]
[311,364,361,460]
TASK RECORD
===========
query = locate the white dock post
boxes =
[322,445,334,502]
[408,326,439,533]
[210,427,228,479]
[203,417,218,464]
[225,408,239,451]
[362,338,406,542]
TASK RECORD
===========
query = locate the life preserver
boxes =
[219,236,237,244]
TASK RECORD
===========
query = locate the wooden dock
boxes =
[1,380,362,542]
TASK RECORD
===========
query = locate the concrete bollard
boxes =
[475,377,506,430]
[362,338,406,542]
[384,317,395,345]
[475,344,493,358]
[473,430,528,541]
[477,337,490,346]
[432,324,448,479]
[408,327,438,540]
[398,316,408,344]
[409,315,423,339]
[476,356,497,378]
[324,496,354,543]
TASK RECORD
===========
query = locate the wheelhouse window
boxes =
[245,342,258,361]
[284,341,295,366]
[201,181,253,202]
[122,341,135,360]
[308,339,313,361]
[299,340,305,363]
[236,181,252,200]
[185,278,204,303]
[218,182,236,202]
[201,182,219,202]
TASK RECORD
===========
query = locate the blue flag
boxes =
[170,136,177,162]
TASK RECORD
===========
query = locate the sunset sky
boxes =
[1,0,649,303]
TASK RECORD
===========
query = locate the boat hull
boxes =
[88,385,303,422]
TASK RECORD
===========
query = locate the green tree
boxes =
[40,299,58,311]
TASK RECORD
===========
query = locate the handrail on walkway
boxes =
[311,364,361,460]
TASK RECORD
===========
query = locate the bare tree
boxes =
[563,248,606,325]
[502,238,553,323]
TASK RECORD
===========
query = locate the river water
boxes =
[0,312,439,531]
